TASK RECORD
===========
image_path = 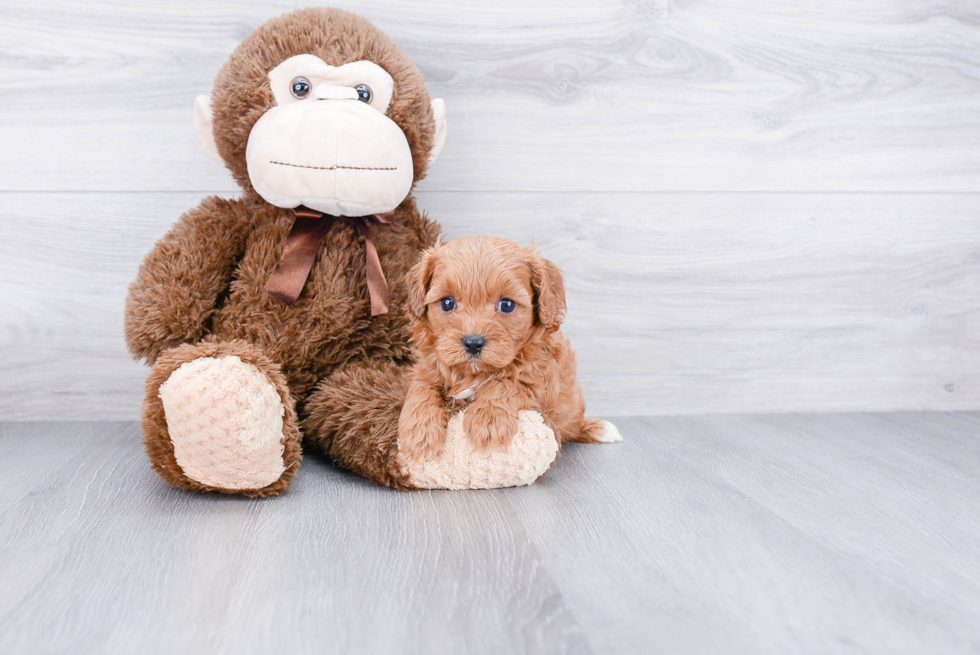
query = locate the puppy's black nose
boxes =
[462,334,486,356]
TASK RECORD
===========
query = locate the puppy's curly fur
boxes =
[399,236,616,457]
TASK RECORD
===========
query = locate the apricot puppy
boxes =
[399,235,621,457]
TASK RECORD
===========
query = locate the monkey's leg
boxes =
[142,339,302,497]
[304,362,561,490]
[302,361,415,489]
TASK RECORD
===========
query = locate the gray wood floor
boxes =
[1,413,978,654]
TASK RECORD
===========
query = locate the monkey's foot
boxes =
[142,340,302,497]
[159,355,288,490]
[397,410,559,490]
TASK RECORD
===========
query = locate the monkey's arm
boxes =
[125,196,250,365]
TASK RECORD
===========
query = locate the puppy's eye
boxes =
[497,298,516,314]
[440,296,456,312]
[290,77,312,99]
[354,84,373,103]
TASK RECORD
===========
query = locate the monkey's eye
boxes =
[290,77,311,99]
[354,84,373,103]
[497,298,516,314]
[440,297,456,312]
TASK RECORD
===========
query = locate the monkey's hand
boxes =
[397,410,559,490]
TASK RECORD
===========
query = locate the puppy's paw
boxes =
[463,405,519,450]
[398,413,448,460]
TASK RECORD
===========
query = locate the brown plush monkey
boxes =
[126,7,444,496]
[126,7,560,496]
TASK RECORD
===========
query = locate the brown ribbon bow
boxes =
[265,207,395,316]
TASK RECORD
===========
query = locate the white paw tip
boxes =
[596,420,623,443]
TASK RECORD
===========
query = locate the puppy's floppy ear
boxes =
[526,248,567,332]
[406,247,438,321]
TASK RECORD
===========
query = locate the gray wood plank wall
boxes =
[1,0,978,419]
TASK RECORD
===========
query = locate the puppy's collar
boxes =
[451,388,475,401]
[447,372,501,403]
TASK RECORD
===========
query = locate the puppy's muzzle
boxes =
[462,334,486,356]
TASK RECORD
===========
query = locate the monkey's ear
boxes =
[428,99,448,165]
[406,248,438,321]
[194,95,222,162]
[527,249,567,332]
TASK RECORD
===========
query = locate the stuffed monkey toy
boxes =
[125,7,558,496]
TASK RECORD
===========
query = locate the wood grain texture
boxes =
[1,414,979,654]
[1,191,977,420]
[0,0,979,192]
[507,412,980,654]
[0,422,590,655]
[1,1,978,418]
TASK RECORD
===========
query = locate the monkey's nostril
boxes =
[462,335,487,356]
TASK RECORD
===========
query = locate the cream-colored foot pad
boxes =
[398,410,559,490]
[159,355,286,490]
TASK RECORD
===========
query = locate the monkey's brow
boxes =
[269,160,397,171]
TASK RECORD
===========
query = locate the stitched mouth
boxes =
[270,160,397,171]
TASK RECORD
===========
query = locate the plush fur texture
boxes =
[399,236,617,463]
[302,360,415,489]
[126,8,442,494]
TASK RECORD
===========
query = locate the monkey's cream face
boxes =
[244,55,415,216]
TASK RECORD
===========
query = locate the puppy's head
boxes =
[406,236,566,373]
